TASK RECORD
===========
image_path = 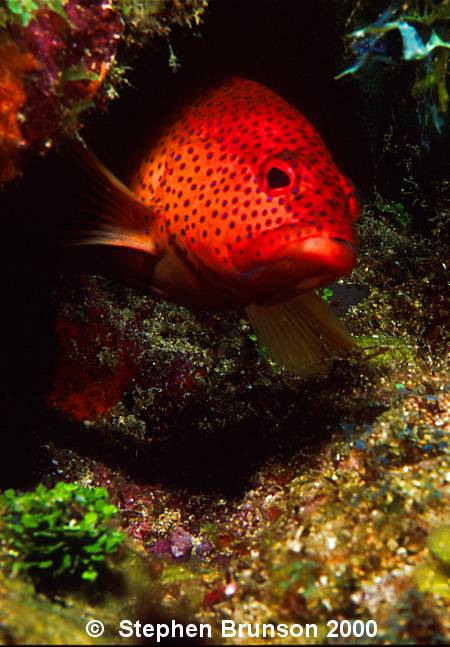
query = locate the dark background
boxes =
[0,0,445,487]
[87,0,371,185]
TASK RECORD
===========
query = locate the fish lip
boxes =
[330,236,357,251]
[240,234,357,277]
[264,234,357,294]
[259,225,357,255]
[273,233,356,268]
[230,233,357,305]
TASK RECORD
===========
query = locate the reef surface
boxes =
[2,197,449,643]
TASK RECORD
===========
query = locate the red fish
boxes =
[73,78,359,374]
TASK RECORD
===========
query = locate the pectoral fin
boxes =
[245,291,356,376]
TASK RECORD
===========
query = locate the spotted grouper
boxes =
[72,77,359,374]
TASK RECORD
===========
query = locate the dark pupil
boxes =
[267,167,290,189]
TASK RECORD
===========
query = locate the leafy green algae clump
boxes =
[1,482,124,584]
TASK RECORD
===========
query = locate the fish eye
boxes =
[260,157,296,196]
[266,167,291,189]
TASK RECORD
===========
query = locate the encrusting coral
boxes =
[0,0,208,183]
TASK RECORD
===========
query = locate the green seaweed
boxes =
[6,0,39,26]
[5,0,66,26]
[247,332,269,359]
[1,482,124,584]
[374,195,412,230]
[317,287,334,303]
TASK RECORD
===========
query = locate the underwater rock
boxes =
[0,0,124,182]
[169,527,193,559]
[35,198,450,643]
[0,39,39,182]
[46,268,372,485]
[0,531,165,645]
[37,363,450,643]
[47,314,138,422]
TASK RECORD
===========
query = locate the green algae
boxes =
[415,563,450,599]
[2,482,124,584]
[428,526,450,566]
[374,196,413,231]
[356,334,417,366]
[5,0,39,26]
[318,287,335,303]
[414,526,450,602]
[160,563,197,586]
[116,0,208,35]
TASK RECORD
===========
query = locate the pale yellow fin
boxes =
[245,291,356,376]
[62,139,159,255]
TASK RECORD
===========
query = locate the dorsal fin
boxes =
[245,291,357,376]
[62,139,162,256]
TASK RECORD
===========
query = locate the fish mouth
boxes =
[242,235,357,305]
[288,236,357,292]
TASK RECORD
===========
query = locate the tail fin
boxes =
[245,291,357,377]
[61,138,160,256]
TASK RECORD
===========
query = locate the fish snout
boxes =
[253,234,357,295]
[290,236,357,292]
[229,230,357,306]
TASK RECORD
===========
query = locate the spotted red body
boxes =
[128,77,358,308]
[75,78,360,374]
